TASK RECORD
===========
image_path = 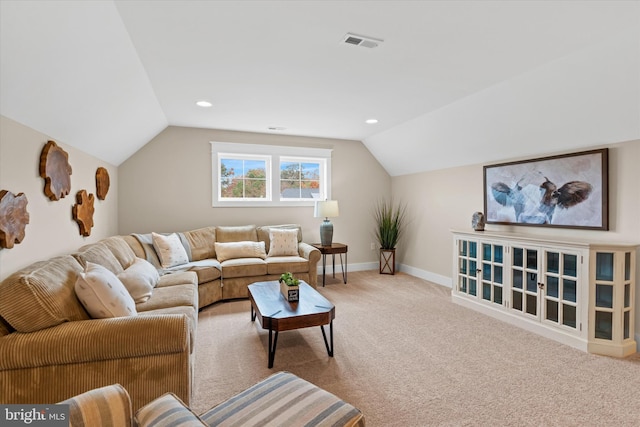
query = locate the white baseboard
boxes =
[316,262,452,288]
[315,262,377,276]
[398,264,452,288]
[636,333,640,353]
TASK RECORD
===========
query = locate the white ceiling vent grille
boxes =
[342,33,383,49]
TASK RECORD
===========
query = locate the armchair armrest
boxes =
[135,392,206,427]
[60,384,133,427]
[0,314,190,370]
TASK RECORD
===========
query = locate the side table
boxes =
[312,243,347,287]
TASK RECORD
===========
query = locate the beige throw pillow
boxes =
[117,257,159,303]
[152,232,189,268]
[214,241,267,262]
[268,228,299,256]
[75,262,137,318]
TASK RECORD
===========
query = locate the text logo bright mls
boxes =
[1,405,68,426]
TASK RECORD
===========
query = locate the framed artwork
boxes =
[483,148,608,230]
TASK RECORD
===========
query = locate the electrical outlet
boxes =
[370,242,376,250]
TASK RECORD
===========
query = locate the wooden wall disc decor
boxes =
[72,190,95,237]
[0,190,30,249]
[95,167,110,200]
[39,140,72,201]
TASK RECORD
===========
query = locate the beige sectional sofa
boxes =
[0,224,320,411]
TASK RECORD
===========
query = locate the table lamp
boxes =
[314,200,339,246]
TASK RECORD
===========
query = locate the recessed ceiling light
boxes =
[365,119,378,124]
[196,100,212,108]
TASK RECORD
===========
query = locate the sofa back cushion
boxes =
[183,226,216,261]
[102,236,137,270]
[74,242,125,275]
[0,255,90,332]
[215,225,257,243]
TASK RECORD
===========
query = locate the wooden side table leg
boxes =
[322,253,327,287]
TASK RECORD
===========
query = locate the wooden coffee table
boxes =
[248,280,335,368]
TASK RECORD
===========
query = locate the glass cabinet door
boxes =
[543,250,579,330]
[481,243,504,306]
[457,239,478,298]
[623,252,632,340]
[594,252,615,340]
[510,246,540,318]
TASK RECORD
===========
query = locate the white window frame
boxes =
[211,142,332,207]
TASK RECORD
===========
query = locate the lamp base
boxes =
[320,219,333,246]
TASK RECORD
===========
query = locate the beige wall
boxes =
[0,116,118,280]
[392,140,640,341]
[118,126,390,266]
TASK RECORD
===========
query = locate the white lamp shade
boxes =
[314,200,339,218]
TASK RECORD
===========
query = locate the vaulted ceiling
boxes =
[1,1,638,174]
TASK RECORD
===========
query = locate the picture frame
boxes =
[483,148,608,230]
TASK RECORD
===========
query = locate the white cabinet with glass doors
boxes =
[452,230,637,357]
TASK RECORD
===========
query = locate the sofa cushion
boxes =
[220,258,268,278]
[135,284,197,312]
[215,241,267,262]
[152,232,189,268]
[183,226,216,261]
[265,256,310,275]
[215,225,257,243]
[75,262,138,319]
[187,260,222,283]
[117,257,159,303]
[74,242,125,275]
[135,392,206,427]
[267,228,299,257]
[61,383,132,427]
[0,255,90,332]
[156,271,198,288]
[102,236,137,270]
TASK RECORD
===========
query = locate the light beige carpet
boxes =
[193,271,640,426]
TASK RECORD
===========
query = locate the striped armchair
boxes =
[62,372,365,427]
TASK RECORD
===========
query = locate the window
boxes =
[219,155,269,200]
[211,142,332,207]
[280,157,321,201]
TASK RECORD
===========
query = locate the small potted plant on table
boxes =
[280,272,300,302]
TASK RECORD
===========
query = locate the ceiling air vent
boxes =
[342,33,383,49]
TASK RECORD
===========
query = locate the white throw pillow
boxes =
[152,232,189,268]
[75,262,137,318]
[268,228,299,257]
[214,241,267,262]
[117,257,159,303]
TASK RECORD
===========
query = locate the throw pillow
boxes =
[75,262,137,318]
[152,232,189,269]
[214,241,267,262]
[268,228,299,257]
[117,257,159,303]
